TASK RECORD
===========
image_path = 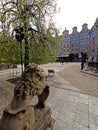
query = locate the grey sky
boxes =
[55,0,98,34]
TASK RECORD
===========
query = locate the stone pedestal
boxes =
[0,64,52,130]
[32,106,51,130]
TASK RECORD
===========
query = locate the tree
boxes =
[30,33,60,64]
[0,36,20,66]
[0,0,59,67]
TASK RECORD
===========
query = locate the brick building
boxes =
[59,18,98,61]
[89,18,98,57]
[59,24,90,59]
[70,27,80,55]
[79,23,90,56]
[62,28,70,56]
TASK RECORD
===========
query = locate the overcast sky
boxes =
[55,0,98,34]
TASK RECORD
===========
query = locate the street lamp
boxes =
[14,27,24,73]
[14,1,39,68]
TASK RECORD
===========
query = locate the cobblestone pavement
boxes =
[0,62,98,130]
[57,62,98,97]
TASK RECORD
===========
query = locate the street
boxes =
[0,62,98,130]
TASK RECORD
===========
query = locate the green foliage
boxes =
[29,33,60,64]
[0,0,59,65]
[0,36,20,66]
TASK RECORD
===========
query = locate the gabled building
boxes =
[58,40,62,57]
[70,27,80,55]
[90,18,98,57]
[79,23,90,56]
[61,28,70,56]
[59,18,98,61]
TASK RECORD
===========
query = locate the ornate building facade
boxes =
[61,28,70,56]
[89,18,98,57]
[79,23,90,56]
[59,19,98,59]
[70,27,80,55]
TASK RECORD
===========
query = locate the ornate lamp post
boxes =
[14,0,39,69]
[14,27,24,73]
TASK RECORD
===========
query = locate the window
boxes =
[92,39,95,44]
[76,43,79,46]
[95,40,98,44]
[80,42,84,45]
[67,44,69,47]
[85,41,89,45]
[96,25,98,30]
[72,44,74,47]
[64,38,68,42]
[80,35,84,40]
[70,37,72,41]
[86,34,90,39]
[92,32,96,38]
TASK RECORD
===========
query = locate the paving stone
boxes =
[89,112,98,126]
[68,91,80,98]
[89,95,98,106]
[79,94,89,99]
[74,110,89,127]
[58,108,75,126]
[54,119,73,130]
[52,100,64,113]
[50,74,69,84]
[47,98,57,109]
[63,100,77,113]
[90,124,98,130]
[60,89,70,97]
[78,95,89,104]
[73,122,89,130]
[51,109,59,120]
[53,88,65,98]
[60,84,80,92]
[89,104,98,115]
[76,102,89,113]
[48,87,56,98]
[64,95,79,103]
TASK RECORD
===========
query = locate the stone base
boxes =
[32,106,51,130]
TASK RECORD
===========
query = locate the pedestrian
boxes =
[81,53,87,70]
[61,58,64,65]
[81,60,84,70]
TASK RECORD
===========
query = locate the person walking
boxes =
[81,53,87,70]
[61,58,64,65]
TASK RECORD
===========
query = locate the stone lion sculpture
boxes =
[0,64,50,130]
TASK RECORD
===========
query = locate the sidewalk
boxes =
[46,73,98,130]
[0,63,98,130]
[81,69,98,77]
